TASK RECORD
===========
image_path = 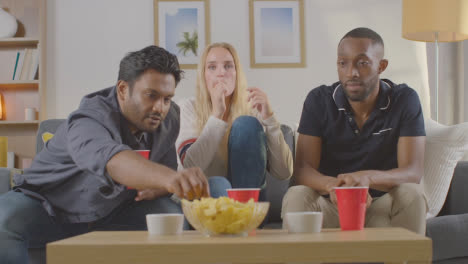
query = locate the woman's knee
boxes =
[229,116,266,152]
[231,115,262,132]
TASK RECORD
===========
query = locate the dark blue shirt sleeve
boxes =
[399,88,426,137]
[66,115,131,190]
[298,89,324,137]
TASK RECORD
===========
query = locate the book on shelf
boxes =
[19,49,32,81]
[22,158,32,169]
[29,48,39,80]
[0,137,6,167]
[13,49,26,81]
[7,152,14,168]
[12,52,20,80]
[12,48,39,81]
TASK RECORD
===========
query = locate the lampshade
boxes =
[402,0,468,42]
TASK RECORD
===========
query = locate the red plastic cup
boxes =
[227,188,260,203]
[136,150,150,159]
[334,186,368,231]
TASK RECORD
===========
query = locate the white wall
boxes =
[46,0,430,127]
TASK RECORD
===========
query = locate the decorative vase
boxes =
[0,8,18,38]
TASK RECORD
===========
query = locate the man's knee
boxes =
[154,196,183,214]
[281,185,320,216]
[391,183,425,201]
[284,185,320,201]
[0,192,32,263]
[0,192,30,230]
[390,183,427,211]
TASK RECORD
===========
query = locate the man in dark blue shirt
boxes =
[282,28,427,234]
[0,46,210,263]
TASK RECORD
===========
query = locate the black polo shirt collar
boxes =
[332,79,392,113]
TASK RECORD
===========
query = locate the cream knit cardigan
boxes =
[176,98,293,181]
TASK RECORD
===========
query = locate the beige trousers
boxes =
[281,183,427,235]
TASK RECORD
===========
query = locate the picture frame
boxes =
[249,0,305,68]
[154,0,210,69]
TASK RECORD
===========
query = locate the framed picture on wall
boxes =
[249,0,305,68]
[154,0,210,69]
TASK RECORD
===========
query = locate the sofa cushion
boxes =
[36,119,65,153]
[422,119,468,218]
[439,161,468,216]
[426,213,468,261]
[0,168,12,194]
[41,132,54,144]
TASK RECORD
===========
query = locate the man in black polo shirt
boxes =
[282,27,427,234]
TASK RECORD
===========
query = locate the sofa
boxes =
[0,120,467,264]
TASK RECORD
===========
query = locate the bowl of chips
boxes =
[181,197,269,236]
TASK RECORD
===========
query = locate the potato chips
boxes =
[182,197,266,235]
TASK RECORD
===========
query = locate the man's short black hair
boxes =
[118,45,183,91]
[340,27,384,47]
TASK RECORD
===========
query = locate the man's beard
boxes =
[343,80,377,102]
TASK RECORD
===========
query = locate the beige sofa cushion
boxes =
[422,119,468,218]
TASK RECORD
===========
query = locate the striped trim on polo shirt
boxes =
[332,84,346,111]
[332,81,392,111]
[380,81,391,110]
[177,138,197,165]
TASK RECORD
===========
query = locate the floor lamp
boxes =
[402,0,468,122]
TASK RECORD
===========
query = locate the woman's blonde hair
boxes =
[195,42,252,159]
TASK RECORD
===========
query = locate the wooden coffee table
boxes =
[47,228,431,264]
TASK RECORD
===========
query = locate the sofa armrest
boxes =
[264,124,295,225]
[438,161,468,216]
[0,168,20,194]
[0,168,10,194]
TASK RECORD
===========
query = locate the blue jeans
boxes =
[208,176,232,198]
[209,116,267,199]
[0,190,183,264]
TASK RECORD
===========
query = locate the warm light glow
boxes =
[402,0,468,42]
[0,93,3,120]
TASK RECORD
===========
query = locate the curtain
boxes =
[426,41,468,125]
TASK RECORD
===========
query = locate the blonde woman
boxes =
[176,42,293,198]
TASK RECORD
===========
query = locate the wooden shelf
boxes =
[0,0,46,165]
[0,81,39,89]
[0,38,39,47]
[0,120,39,125]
